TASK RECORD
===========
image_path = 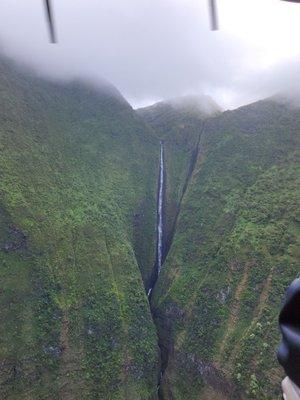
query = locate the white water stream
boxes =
[157,141,164,274]
[147,141,165,298]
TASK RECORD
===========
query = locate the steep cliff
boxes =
[148,100,300,399]
[137,95,220,257]
[0,56,159,400]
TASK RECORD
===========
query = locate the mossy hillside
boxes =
[0,57,159,399]
[152,100,300,399]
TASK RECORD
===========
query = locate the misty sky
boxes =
[1,0,300,109]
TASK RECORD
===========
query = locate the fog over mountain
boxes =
[1,0,300,109]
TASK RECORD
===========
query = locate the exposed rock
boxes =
[217,286,231,304]
[187,353,233,396]
[42,345,62,358]
[3,226,27,252]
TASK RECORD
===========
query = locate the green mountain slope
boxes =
[0,57,160,400]
[149,100,300,399]
[1,55,299,400]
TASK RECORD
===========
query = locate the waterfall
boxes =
[157,141,164,274]
[147,141,165,298]
[148,141,166,396]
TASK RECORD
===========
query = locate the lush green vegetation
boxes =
[1,56,299,400]
[150,100,300,399]
[0,57,159,400]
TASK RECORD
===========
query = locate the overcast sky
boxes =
[1,0,300,109]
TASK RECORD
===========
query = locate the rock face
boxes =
[0,55,299,400]
[3,226,27,252]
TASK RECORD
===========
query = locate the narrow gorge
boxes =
[146,123,207,399]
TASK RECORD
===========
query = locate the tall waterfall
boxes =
[147,141,165,298]
[157,141,164,274]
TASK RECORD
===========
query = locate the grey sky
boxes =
[1,0,300,109]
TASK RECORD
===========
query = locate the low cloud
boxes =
[1,0,300,109]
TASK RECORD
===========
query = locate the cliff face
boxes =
[137,96,220,259]
[0,57,159,400]
[1,56,299,400]
[145,100,300,399]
